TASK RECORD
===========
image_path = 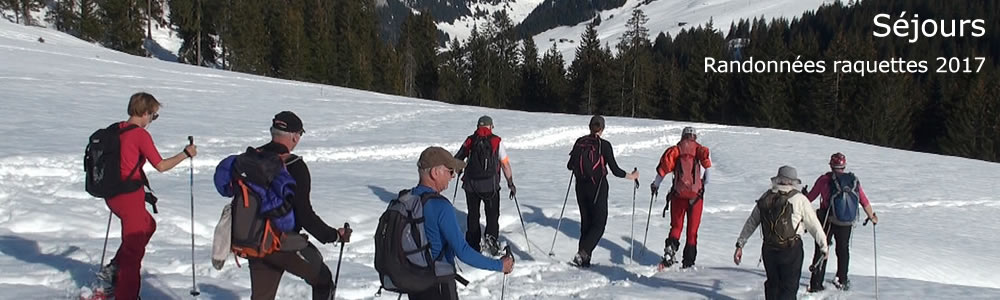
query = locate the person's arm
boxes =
[567,140,578,171]
[798,196,828,252]
[499,142,513,184]
[137,130,191,172]
[735,205,762,249]
[454,138,471,161]
[287,161,340,243]
[430,199,503,271]
[858,182,878,224]
[603,141,637,180]
[806,175,826,202]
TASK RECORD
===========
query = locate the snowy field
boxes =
[1,21,1000,299]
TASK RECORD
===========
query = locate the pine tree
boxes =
[540,43,569,112]
[99,0,146,55]
[6,0,45,25]
[271,0,308,80]
[48,0,80,34]
[517,37,543,111]
[617,8,654,117]
[79,0,103,42]
[568,21,602,114]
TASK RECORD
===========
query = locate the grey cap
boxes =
[682,126,697,136]
[477,115,493,127]
[771,165,801,185]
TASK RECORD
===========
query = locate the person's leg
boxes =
[484,189,502,250]
[575,182,594,255]
[581,182,609,256]
[682,199,703,267]
[108,191,155,300]
[408,282,452,300]
[465,189,483,252]
[249,259,284,300]
[834,224,852,285]
[665,196,688,258]
[761,246,780,300]
[268,244,334,300]
[809,211,835,290]
[777,240,804,300]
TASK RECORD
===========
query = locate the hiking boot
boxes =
[572,252,591,268]
[681,244,697,268]
[807,284,826,293]
[660,239,679,267]
[96,261,118,286]
[484,236,501,256]
[833,278,851,291]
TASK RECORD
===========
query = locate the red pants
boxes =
[106,189,156,300]
[668,195,703,246]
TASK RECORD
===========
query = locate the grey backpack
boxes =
[374,190,456,293]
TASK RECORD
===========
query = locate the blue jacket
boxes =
[412,185,503,272]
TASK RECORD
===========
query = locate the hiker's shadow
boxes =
[0,235,175,299]
[521,204,630,264]
[583,263,740,300]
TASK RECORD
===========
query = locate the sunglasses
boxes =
[151,113,159,121]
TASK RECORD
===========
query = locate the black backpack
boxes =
[84,123,146,199]
[463,134,499,180]
[374,190,455,294]
[570,135,606,182]
[757,189,801,248]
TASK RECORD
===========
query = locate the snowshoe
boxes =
[657,256,677,271]
[807,284,826,293]
[832,278,851,291]
[484,236,502,257]
[570,252,591,268]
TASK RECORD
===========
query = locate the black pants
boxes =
[248,243,333,300]
[575,178,609,257]
[408,280,458,300]
[761,239,803,300]
[810,210,853,288]
[465,189,501,251]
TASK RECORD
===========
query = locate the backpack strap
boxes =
[284,154,302,166]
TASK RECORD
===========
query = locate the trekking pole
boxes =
[452,172,460,201]
[630,168,638,264]
[639,192,656,260]
[548,174,574,256]
[188,136,200,297]
[500,246,511,300]
[333,223,350,299]
[865,217,878,300]
[99,211,112,267]
[511,195,531,252]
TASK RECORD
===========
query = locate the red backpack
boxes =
[671,140,703,200]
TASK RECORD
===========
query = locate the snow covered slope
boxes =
[2,21,1000,300]
[532,0,834,63]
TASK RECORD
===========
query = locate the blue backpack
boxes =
[828,172,860,225]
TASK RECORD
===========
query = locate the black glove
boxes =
[801,185,810,195]
[650,183,659,196]
[507,180,517,199]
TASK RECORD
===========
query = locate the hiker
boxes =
[734,166,828,300]
[650,126,712,268]
[99,92,198,300]
[217,111,352,300]
[409,146,514,299]
[566,115,639,267]
[453,115,516,255]
[806,152,879,292]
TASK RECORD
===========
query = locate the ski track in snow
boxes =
[2,20,1000,299]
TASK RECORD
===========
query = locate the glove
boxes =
[650,182,659,196]
[144,192,159,214]
[801,185,810,195]
[508,182,517,199]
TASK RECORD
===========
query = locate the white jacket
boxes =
[736,181,828,252]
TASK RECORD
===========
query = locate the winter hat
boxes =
[682,126,697,138]
[590,115,605,132]
[272,111,305,134]
[418,146,467,171]
[477,115,494,127]
[829,152,846,170]
[771,165,802,185]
